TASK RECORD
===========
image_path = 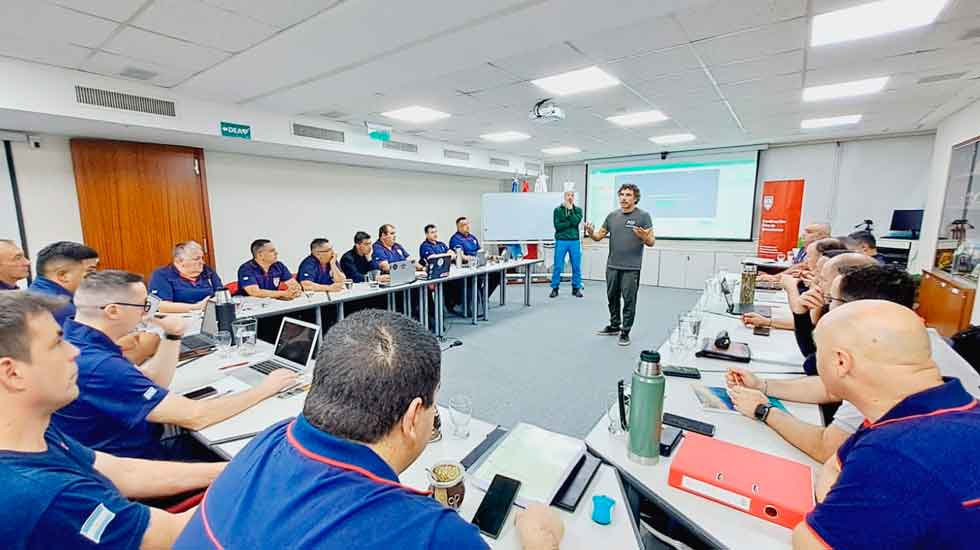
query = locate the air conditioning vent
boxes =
[917,72,967,85]
[444,149,469,161]
[292,123,345,143]
[490,157,510,167]
[382,140,418,153]
[75,86,175,117]
[525,162,542,174]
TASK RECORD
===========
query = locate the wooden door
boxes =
[71,140,214,280]
[917,270,975,337]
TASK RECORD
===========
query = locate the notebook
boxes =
[692,384,788,415]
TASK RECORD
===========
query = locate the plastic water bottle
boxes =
[627,350,666,465]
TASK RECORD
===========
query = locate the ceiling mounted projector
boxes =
[529,98,565,123]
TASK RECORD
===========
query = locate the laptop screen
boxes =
[274,319,318,367]
[202,301,218,337]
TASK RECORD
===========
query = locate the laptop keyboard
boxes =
[249,360,300,375]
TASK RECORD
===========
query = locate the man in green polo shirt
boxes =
[550,183,584,299]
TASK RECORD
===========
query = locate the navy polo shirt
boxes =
[0,424,149,549]
[175,416,487,550]
[53,320,169,459]
[372,241,410,267]
[419,240,450,262]
[340,248,375,283]
[0,280,18,290]
[237,260,293,293]
[148,264,222,304]
[806,378,980,550]
[450,232,480,256]
[27,276,75,325]
[296,255,335,286]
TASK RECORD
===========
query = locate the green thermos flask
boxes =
[627,350,666,465]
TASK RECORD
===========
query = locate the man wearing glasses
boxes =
[52,270,299,460]
[148,241,224,314]
[296,238,346,293]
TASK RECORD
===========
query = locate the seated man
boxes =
[0,239,30,290]
[450,216,500,311]
[419,224,460,315]
[758,222,831,282]
[0,291,225,549]
[340,231,388,284]
[297,238,346,293]
[175,310,564,550]
[237,239,302,300]
[148,241,224,313]
[844,230,886,264]
[27,241,100,325]
[53,270,299,460]
[792,301,980,550]
[727,265,919,462]
[373,224,415,273]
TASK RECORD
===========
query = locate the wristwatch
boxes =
[754,403,773,423]
[164,333,183,341]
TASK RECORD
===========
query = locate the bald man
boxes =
[792,301,980,550]
[727,265,917,462]
[758,223,831,282]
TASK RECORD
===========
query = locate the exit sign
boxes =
[220,121,251,140]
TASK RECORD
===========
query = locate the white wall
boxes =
[8,135,84,255]
[205,151,502,281]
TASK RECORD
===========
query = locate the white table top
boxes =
[586,372,821,550]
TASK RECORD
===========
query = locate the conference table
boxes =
[170,342,642,550]
[226,258,542,338]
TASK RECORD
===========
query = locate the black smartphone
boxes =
[472,474,521,539]
[183,386,217,400]
[662,365,701,379]
[753,325,771,337]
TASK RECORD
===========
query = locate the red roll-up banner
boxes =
[757,179,805,259]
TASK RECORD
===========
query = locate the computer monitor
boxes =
[889,209,923,238]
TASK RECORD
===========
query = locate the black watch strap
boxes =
[164,333,183,341]
[754,403,773,422]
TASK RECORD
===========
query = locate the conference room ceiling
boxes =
[3,0,980,161]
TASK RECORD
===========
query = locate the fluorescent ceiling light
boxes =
[381,105,451,123]
[801,114,863,129]
[650,133,696,145]
[531,66,620,96]
[541,146,581,155]
[803,77,889,101]
[811,0,948,46]
[480,131,531,142]
[606,110,669,127]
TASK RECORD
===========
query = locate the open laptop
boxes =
[180,301,218,356]
[380,260,417,287]
[720,278,772,317]
[475,249,488,267]
[426,253,452,280]
[232,317,320,387]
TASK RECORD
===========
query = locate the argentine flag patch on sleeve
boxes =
[142,387,158,401]
[80,503,116,543]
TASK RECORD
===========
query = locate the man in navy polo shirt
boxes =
[53,270,298,460]
[297,238,346,293]
[27,241,100,325]
[420,224,460,313]
[792,300,980,550]
[0,239,30,290]
[148,241,223,313]
[373,224,418,273]
[175,310,564,550]
[237,239,302,299]
[450,216,499,314]
[0,291,226,549]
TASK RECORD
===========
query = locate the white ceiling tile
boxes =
[82,50,194,87]
[51,0,146,22]
[631,69,718,98]
[720,72,803,100]
[674,0,807,41]
[102,27,230,73]
[710,50,804,85]
[490,42,591,81]
[695,19,806,66]
[200,0,342,28]
[132,0,278,53]
[0,1,118,48]
[806,28,936,71]
[0,34,91,68]
[571,15,688,61]
[606,46,703,83]
[433,64,520,94]
[468,82,547,110]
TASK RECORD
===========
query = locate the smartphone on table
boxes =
[471,474,521,539]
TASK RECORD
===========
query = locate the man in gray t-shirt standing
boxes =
[585,183,655,346]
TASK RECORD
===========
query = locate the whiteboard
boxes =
[482,192,564,242]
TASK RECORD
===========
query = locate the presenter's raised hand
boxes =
[632,225,654,244]
[584,222,595,236]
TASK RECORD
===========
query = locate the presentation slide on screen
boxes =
[586,152,759,240]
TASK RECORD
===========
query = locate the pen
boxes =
[218,361,250,371]
[209,431,260,446]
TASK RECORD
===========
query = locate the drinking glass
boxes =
[215,330,232,358]
[232,317,258,356]
[606,391,625,436]
[448,394,473,439]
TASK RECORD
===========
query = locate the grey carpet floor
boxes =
[437,280,699,439]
